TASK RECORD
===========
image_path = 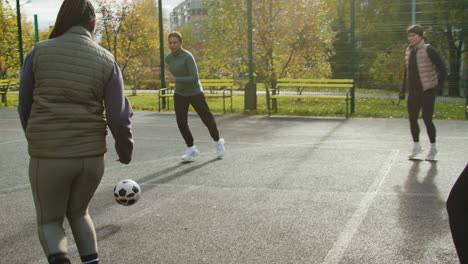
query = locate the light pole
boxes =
[34,14,39,43]
[158,0,166,108]
[412,0,416,24]
[350,0,356,113]
[244,0,257,111]
[16,0,24,67]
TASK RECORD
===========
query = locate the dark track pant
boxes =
[407,89,436,143]
[29,156,104,259]
[447,164,468,264]
[174,93,220,147]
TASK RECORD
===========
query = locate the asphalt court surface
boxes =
[1,107,467,263]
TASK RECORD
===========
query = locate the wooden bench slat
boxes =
[270,95,347,100]
[268,78,353,118]
[158,79,234,113]
[278,78,353,83]
[200,79,233,82]
[0,79,13,106]
[277,83,353,88]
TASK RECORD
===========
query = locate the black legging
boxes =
[174,93,220,147]
[447,164,468,264]
[407,89,436,143]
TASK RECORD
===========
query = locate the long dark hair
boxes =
[49,0,95,39]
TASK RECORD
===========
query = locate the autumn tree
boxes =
[338,0,411,90]
[329,0,467,96]
[203,0,335,89]
[38,26,53,41]
[95,0,160,87]
[0,0,34,79]
[201,0,247,78]
[417,0,468,96]
[175,22,209,77]
[329,0,352,80]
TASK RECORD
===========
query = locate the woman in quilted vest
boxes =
[399,24,446,161]
[17,0,133,263]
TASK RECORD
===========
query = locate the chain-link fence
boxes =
[170,0,467,119]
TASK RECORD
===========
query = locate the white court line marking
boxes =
[135,136,374,148]
[0,139,25,145]
[0,183,30,193]
[0,128,23,131]
[322,149,399,264]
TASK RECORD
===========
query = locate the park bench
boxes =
[267,78,354,118]
[158,79,234,114]
[0,79,17,107]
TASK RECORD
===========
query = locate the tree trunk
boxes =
[132,74,137,96]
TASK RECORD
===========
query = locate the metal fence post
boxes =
[34,14,39,43]
[244,0,257,111]
[16,0,24,67]
[350,0,356,114]
[158,0,166,108]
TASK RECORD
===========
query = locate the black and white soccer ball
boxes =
[113,179,141,206]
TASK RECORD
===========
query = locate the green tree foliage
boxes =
[176,23,207,69]
[203,0,335,89]
[38,26,53,41]
[330,0,467,95]
[417,0,468,96]
[0,0,34,79]
[201,0,247,78]
[329,0,352,79]
[369,43,406,90]
[350,0,410,90]
[95,0,160,82]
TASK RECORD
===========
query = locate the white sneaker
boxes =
[181,146,200,162]
[425,144,437,161]
[408,143,422,159]
[215,138,225,158]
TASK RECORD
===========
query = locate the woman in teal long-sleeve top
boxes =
[165,31,225,162]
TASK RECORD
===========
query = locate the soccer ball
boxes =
[113,179,141,206]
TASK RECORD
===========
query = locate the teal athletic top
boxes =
[166,48,204,96]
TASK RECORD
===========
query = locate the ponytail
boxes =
[49,0,95,39]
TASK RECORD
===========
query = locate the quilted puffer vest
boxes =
[405,40,439,91]
[26,26,114,158]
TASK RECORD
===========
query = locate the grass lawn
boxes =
[127,93,466,120]
[2,92,467,120]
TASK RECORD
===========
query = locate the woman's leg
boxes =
[407,92,422,143]
[29,157,80,263]
[174,93,194,147]
[447,164,468,263]
[190,93,220,141]
[66,155,104,263]
[421,89,436,143]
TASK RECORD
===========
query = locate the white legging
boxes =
[29,155,104,259]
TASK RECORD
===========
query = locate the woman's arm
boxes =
[400,64,407,99]
[104,62,134,164]
[427,46,447,90]
[18,50,35,131]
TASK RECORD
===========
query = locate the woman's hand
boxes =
[166,72,176,83]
